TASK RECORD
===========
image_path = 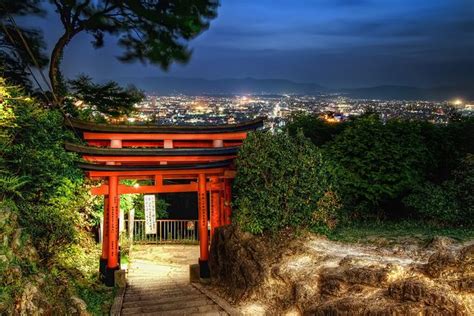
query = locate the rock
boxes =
[16,282,40,315]
[210,229,473,315]
[426,236,456,251]
[343,265,394,287]
[209,225,269,299]
[422,250,458,278]
[70,296,89,316]
[388,278,467,314]
[460,244,474,262]
[309,296,426,316]
[11,228,23,251]
[114,269,127,288]
[319,273,347,296]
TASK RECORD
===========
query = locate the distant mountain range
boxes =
[342,85,473,101]
[113,77,473,101]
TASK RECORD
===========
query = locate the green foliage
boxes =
[234,131,338,234]
[404,154,474,225]
[453,154,474,214]
[2,0,219,96]
[404,183,460,223]
[0,79,113,313]
[286,113,347,146]
[18,179,91,261]
[0,1,49,92]
[67,75,144,118]
[323,115,430,217]
[328,220,474,244]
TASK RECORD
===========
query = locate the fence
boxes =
[126,219,199,244]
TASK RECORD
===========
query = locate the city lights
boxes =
[120,94,473,130]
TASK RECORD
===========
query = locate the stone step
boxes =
[122,293,205,308]
[124,291,200,302]
[124,304,224,316]
[120,252,228,316]
[127,279,186,284]
[121,297,214,314]
[125,285,196,295]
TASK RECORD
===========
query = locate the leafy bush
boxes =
[233,131,338,234]
[323,115,431,218]
[404,154,474,225]
[403,183,459,223]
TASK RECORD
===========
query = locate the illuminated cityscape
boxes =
[128,94,473,128]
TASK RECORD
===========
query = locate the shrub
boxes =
[404,154,474,225]
[403,183,460,223]
[233,131,338,234]
[323,116,430,218]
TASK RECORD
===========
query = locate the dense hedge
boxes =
[233,131,340,234]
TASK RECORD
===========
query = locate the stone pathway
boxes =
[120,246,228,315]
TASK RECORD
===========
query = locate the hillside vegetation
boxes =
[0,80,113,314]
[234,113,473,234]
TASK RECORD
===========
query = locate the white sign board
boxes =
[144,195,156,234]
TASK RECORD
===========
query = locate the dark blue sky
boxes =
[35,0,474,88]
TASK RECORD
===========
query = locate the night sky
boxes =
[32,0,474,88]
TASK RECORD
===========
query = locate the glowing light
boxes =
[452,99,463,106]
[133,183,140,189]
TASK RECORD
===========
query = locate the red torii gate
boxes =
[66,118,263,286]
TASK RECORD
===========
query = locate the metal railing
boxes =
[126,219,199,244]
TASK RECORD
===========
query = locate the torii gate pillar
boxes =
[99,197,109,281]
[105,175,120,286]
[198,173,210,279]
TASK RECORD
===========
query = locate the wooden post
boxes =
[99,196,109,281]
[198,173,210,279]
[105,175,120,286]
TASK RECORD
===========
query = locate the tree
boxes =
[2,0,219,105]
[0,0,49,91]
[45,0,219,99]
[67,75,144,118]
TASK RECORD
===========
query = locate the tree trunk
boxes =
[48,32,73,105]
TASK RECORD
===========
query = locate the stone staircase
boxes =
[120,259,227,315]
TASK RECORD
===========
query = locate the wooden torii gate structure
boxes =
[66,118,264,286]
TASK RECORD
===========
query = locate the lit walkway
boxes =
[120,245,227,315]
